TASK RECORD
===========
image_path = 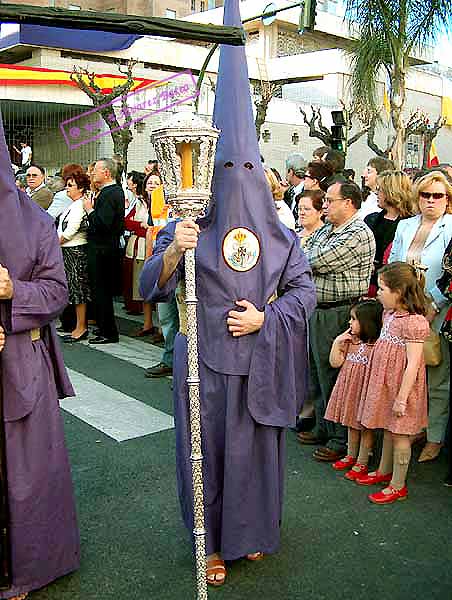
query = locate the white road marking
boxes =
[62,369,174,442]
[63,334,164,370]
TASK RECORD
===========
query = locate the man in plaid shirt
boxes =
[299,180,376,462]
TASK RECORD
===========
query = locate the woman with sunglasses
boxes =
[389,171,452,463]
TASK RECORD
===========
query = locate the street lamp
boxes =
[151,104,219,600]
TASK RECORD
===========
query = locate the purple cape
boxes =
[0,110,79,598]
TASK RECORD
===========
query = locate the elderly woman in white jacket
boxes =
[58,171,92,342]
[389,170,452,462]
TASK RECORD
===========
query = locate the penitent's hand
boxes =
[227,299,264,338]
[173,220,200,255]
[0,265,13,300]
[0,327,5,352]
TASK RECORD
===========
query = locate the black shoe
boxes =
[148,331,165,344]
[144,362,173,378]
[89,336,119,345]
[92,328,101,337]
[63,331,89,343]
[57,326,71,333]
[295,416,316,433]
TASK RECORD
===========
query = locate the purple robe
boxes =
[0,112,79,598]
[140,223,315,558]
[140,0,316,560]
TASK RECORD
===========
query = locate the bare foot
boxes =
[11,594,28,600]
[206,552,226,586]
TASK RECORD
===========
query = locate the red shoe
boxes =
[332,455,356,471]
[355,470,392,486]
[368,485,408,504]
[344,463,368,481]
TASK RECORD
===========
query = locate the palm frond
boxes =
[406,0,452,52]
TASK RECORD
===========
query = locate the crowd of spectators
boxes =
[271,147,452,491]
[15,155,177,376]
[15,145,452,490]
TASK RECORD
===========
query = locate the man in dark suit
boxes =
[84,158,125,344]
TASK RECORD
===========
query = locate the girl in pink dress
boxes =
[356,262,430,504]
[325,300,383,480]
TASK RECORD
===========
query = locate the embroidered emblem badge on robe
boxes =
[222,227,260,272]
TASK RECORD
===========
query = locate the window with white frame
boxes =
[318,0,339,15]
[406,135,423,169]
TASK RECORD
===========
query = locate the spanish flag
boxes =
[427,141,439,168]
[0,63,154,94]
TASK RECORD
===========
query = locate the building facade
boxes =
[4,0,222,16]
[0,0,451,176]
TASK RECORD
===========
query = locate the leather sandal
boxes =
[206,557,226,587]
[246,552,264,561]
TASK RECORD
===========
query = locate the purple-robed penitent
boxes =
[0,110,80,598]
[140,0,316,560]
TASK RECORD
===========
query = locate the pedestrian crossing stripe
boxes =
[62,368,174,442]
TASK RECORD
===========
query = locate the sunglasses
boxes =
[419,191,447,200]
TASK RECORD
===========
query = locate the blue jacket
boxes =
[389,213,452,330]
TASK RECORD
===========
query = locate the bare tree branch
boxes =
[71,59,138,171]
[366,118,389,157]
[314,106,332,138]
[254,82,281,139]
[348,125,371,146]
[298,106,331,146]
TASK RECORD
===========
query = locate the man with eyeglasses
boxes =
[298,181,376,462]
[25,164,53,210]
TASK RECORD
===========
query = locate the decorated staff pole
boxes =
[151,105,219,600]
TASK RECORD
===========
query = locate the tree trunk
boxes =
[255,98,269,140]
[97,104,132,174]
[422,138,431,169]
[389,66,407,169]
[111,128,132,174]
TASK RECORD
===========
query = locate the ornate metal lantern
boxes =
[151,105,219,218]
[151,105,219,600]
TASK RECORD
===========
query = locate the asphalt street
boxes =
[31,308,452,600]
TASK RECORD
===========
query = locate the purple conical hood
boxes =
[195,0,297,376]
[212,0,261,166]
[0,109,31,278]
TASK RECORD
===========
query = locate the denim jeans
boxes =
[158,296,179,368]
